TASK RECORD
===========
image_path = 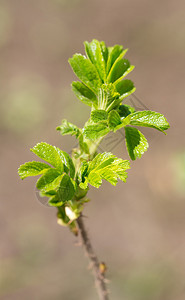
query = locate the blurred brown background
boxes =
[0,0,185,299]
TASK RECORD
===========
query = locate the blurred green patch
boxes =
[0,221,54,296]
[0,219,93,299]
[173,151,185,196]
[0,76,49,135]
[114,262,178,300]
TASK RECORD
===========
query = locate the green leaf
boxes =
[107,59,131,83]
[87,171,103,188]
[129,111,170,133]
[31,142,64,172]
[84,39,106,82]
[107,45,126,75]
[115,65,135,85]
[79,178,88,190]
[108,113,131,132]
[48,174,77,207]
[125,127,148,160]
[110,158,130,182]
[71,81,97,107]
[80,152,130,188]
[100,41,108,65]
[108,110,122,130]
[40,190,57,197]
[56,119,80,137]
[116,79,136,100]
[83,122,110,141]
[91,109,108,123]
[118,104,135,118]
[58,174,77,202]
[18,161,51,180]
[31,142,75,178]
[55,149,75,179]
[88,152,115,172]
[69,54,101,94]
[78,161,89,183]
[48,193,64,207]
[36,168,62,191]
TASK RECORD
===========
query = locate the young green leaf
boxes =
[79,177,89,190]
[108,110,122,130]
[84,39,106,82]
[88,152,115,172]
[83,122,110,141]
[31,143,64,172]
[87,171,103,188]
[71,81,97,107]
[78,161,89,184]
[36,169,62,191]
[111,158,130,182]
[125,127,148,160]
[40,190,57,197]
[48,193,64,207]
[91,109,108,123]
[116,79,136,100]
[114,65,135,85]
[55,149,75,179]
[100,41,108,65]
[118,104,135,118]
[107,59,131,83]
[56,119,80,137]
[129,111,170,133]
[48,174,77,207]
[69,54,101,94]
[58,174,77,202]
[106,45,126,75]
[79,152,130,188]
[18,161,51,180]
[108,113,131,132]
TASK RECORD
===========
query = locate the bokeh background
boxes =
[1,0,185,299]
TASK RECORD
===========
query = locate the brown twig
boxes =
[76,214,109,300]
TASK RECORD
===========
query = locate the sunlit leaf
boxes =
[18,161,51,180]
[71,81,97,107]
[56,119,80,137]
[125,127,148,160]
[129,111,170,133]
[84,39,106,82]
[31,142,64,172]
[83,122,110,141]
[69,54,101,94]
[91,109,108,123]
[108,110,122,130]
[79,152,130,188]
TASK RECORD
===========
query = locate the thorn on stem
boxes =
[99,262,107,275]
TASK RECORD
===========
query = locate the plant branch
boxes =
[76,214,109,300]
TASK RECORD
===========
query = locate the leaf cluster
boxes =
[18,39,170,231]
[18,142,130,228]
[58,39,169,161]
